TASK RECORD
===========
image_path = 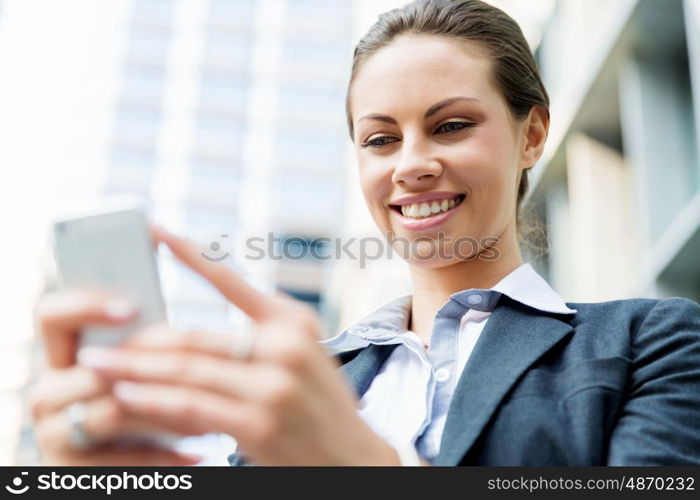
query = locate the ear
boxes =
[520,105,549,169]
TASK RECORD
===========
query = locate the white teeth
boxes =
[396,195,463,219]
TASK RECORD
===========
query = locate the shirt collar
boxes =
[322,262,576,351]
[490,262,577,315]
[322,294,412,352]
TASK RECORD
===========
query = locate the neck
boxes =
[407,226,523,345]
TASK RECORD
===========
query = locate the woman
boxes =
[30,0,700,466]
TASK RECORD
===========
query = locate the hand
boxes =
[30,289,202,465]
[77,227,401,466]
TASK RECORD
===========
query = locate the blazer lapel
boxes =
[340,343,399,398]
[435,295,574,465]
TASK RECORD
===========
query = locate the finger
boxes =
[77,346,281,402]
[82,324,334,417]
[36,394,183,456]
[35,290,138,368]
[122,324,236,359]
[147,223,160,250]
[151,226,272,321]
[112,381,266,441]
[123,323,272,364]
[44,445,201,466]
[123,322,322,364]
[29,366,110,421]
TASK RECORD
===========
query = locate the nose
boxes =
[391,138,443,187]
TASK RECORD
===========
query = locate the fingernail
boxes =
[77,346,115,369]
[104,298,137,320]
[113,381,144,403]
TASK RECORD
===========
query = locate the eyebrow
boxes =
[357,96,480,124]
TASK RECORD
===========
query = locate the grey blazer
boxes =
[229,295,700,466]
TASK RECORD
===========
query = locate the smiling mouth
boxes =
[389,194,466,220]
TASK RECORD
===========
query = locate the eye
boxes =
[435,121,475,134]
[360,136,400,148]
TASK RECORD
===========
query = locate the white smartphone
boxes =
[51,203,167,349]
[51,203,180,449]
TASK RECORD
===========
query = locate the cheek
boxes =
[357,159,393,224]
[460,126,513,170]
[449,141,506,190]
[450,129,518,211]
[358,154,391,201]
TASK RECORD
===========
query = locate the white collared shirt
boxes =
[322,262,577,462]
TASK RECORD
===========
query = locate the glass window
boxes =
[285,0,349,21]
[110,145,157,168]
[203,28,253,70]
[281,38,347,66]
[198,70,249,113]
[113,103,162,146]
[103,161,155,196]
[130,0,176,26]
[189,156,241,185]
[196,111,245,134]
[207,0,256,28]
[184,204,238,236]
[193,130,245,163]
[274,234,331,261]
[121,64,166,103]
[271,174,339,220]
[116,102,162,126]
[276,127,344,168]
[278,82,343,113]
[126,24,172,64]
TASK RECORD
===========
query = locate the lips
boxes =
[389,193,466,216]
[389,193,466,231]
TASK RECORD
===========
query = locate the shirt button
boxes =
[467,293,483,305]
[435,368,450,383]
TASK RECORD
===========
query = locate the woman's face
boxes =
[349,34,540,267]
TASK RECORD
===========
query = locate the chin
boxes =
[388,236,476,266]
[404,256,461,269]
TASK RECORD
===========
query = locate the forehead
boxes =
[350,34,503,117]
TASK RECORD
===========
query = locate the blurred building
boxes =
[104,0,352,333]
[1,0,354,465]
[79,0,353,464]
[529,0,700,303]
